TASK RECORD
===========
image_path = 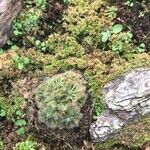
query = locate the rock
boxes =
[0,0,22,47]
[145,146,150,150]
[90,68,150,142]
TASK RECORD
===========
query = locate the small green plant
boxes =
[0,109,6,117]
[0,96,25,119]
[105,6,118,19]
[101,30,111,43]
[133,43,146,53]
[63,0,72,4]
[125,0,134,7]
[111,31,133,54]
[0,48,4,55]
[35,40,47,52]
[12,54,30,70]
[35,71,87,129]
[12,110,27,136]
[11,0,46,47]
[112,24,123,34]
[13,137,37,150]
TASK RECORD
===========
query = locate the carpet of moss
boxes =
[0,0,149,149]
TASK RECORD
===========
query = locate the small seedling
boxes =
[125,0,134,7]
[101,30,111,43]
[12,110,27,136]
[14,136,37,150]
[112,24,123,34]
[63,0,71,4]
[0,109,6,117]
[105,6,118,19]
[12,54,30,70]
[134,43,146,53]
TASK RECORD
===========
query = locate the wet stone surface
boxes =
[90,68,150,142]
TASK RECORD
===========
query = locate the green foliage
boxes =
[125,0,134,7]
[11,0,46,47]
[12,54,30,70]
[13,9,41,37]
[112,24,123,34]
[0,109,6,117]
[35,71,87,128]
[105,6,118,19]
[45,34,85,58]
[14,137,37,150]
[0,96,26,135]
[101,30,111,43]
[16,127,26,136]
[12,110,27,136]
[35,0,47,10]
[63,0,112,49]
[63,0,72,4]
[0,96,25,118]
[109,31,133,54]
[133,43,146,53]
[25,0,46,10]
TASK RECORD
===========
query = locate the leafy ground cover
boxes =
[0,0,150,149]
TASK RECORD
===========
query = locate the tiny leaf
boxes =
[112,24,123,34]
[18,63,24,70]
[15,119,26,126]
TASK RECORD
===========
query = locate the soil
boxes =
[110,0,150,50]
[0,72,92,150]
[37,0,67,40]
[26,95,92,150]
[24,74,92,150]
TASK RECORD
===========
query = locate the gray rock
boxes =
[0,0,22,47]
[90,68,150,142]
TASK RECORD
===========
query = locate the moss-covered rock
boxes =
[97,116,150,149]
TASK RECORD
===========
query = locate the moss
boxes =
[13,50,150,118]
[96,139,119,150]
[63,0,112,49]
[11,0,46,47]
[97,116,150,149]
[45,33,85,58]
[0,96,25,118]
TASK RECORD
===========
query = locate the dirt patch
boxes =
[38,0,67,39]
[27,97,91,149]
[0,77,13,97]
[110,0,150,50]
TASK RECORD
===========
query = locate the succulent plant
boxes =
[35,71,87,129]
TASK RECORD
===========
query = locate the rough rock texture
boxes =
[90,68,150,142]
[0,0,22,47]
